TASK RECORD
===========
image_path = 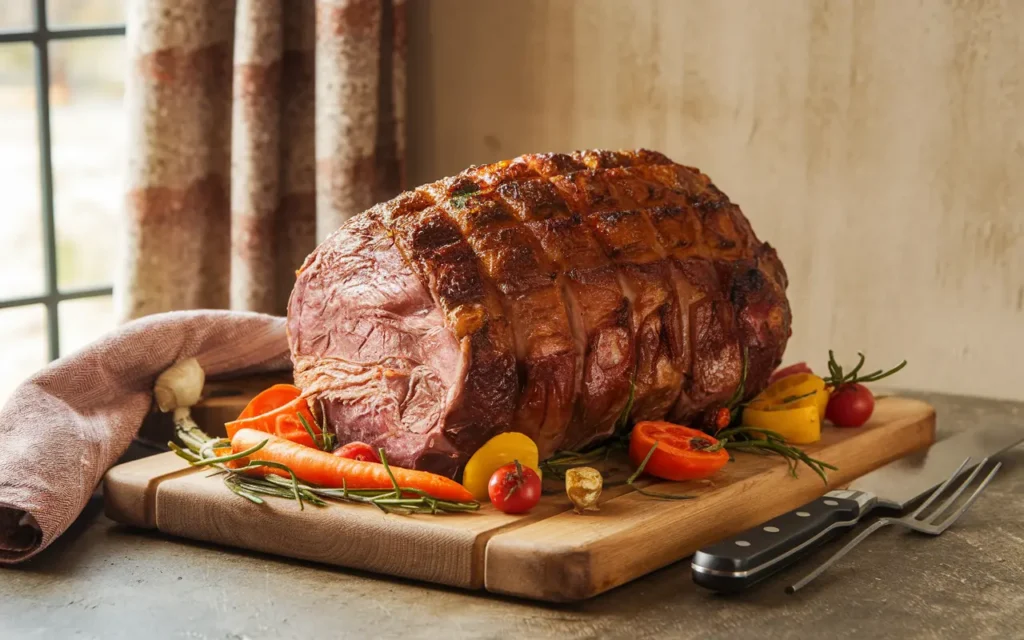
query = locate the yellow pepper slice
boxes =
[462,432,541,501]
[742,404,821,444]
[747,373,830,420]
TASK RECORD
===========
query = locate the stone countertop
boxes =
[2,391,1022,640]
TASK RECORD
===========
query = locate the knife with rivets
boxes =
[690,424,1024,593]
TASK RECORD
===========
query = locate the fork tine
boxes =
[909,457,971,518]
[921,457,989,525]
[787,519,892,594]
[932,461,1002,532]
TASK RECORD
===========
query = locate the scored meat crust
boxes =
[287,149,792,480]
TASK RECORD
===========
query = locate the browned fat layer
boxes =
[546,167,687,423]
[441,185,578,455]
[495,176,634,448]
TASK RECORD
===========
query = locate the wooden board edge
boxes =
[153,471,484,589]
[483,398,937,602]
[102,451,197,528]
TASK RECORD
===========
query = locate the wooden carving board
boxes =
[106,376,935,602]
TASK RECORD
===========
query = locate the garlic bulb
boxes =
[153,357,205,412]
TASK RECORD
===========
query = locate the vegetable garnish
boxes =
[230,428,474,502]
[823,350,907,388]
[463,432,541,501]
[822,351,907,428]
[170,425,479,515]
[629,422,729,482]
[825,382,875,428]
[488,460,541,514]
[715,426,837,485]
[565,467,603,513]
[333,441,381,463]
[768,361,813,385]
[742,405,821,444]
[625,441,697,500]
[224,389,330,451]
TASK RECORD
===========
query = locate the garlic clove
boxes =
[565,466,603,514]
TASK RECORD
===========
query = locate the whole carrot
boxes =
[230,428,473,503]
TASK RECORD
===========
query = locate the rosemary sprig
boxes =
[169,425,480,515]
[716,426,837,485]
[823,350,907,387]
[625,442,696,500]
[297,412,334,452]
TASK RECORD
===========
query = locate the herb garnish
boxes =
[450,183,480,209]
[169,420,480,515]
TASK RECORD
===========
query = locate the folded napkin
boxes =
[0,310,291,563]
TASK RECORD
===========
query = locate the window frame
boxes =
[0,0,125,360]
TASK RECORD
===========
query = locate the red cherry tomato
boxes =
[825,383,875,427]
[488,461,541,514]
[769,362,814,385]
[332,442,381,463]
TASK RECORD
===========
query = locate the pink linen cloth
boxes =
[0,310,291,563]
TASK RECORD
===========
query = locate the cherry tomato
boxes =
[825,383,875,427]
[628,421,729,481]
[488,461,542,514]
[332,441,381,463]
[768,361,814,385]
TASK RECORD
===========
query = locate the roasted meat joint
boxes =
[286,149,792,479]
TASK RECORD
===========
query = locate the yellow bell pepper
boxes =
[462,432,541,501]
[742,373,830,444]
[742,404,821,444]
[747,373,830,421]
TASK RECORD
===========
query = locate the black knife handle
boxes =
[691,494,866,593]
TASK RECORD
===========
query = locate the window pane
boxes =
[0,43,45,299]
[59,295,113,356]
[0,3,33,30]
[51,37,125,291]
[0,305,46,408]
[47,0,125,27]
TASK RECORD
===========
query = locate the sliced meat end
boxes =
[286,214,463,477]
[381,199,520,477]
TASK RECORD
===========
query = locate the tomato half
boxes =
[629,421,729,481]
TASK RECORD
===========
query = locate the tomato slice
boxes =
[628,421,729,481]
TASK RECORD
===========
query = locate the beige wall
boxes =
[406,0,1024,402]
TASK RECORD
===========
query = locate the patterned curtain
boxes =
[117,0,406,321]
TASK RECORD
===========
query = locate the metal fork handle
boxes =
[786,518,892,593]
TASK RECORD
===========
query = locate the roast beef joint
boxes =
[286,149,792,480]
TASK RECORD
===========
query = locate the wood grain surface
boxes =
[104,392,936,602]
[406,0,1024,402]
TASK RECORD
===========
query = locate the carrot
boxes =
[230,428,474,503]
[225,389,321,449]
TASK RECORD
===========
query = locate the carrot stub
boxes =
[230,428,474,503]
[225,384,322,449]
